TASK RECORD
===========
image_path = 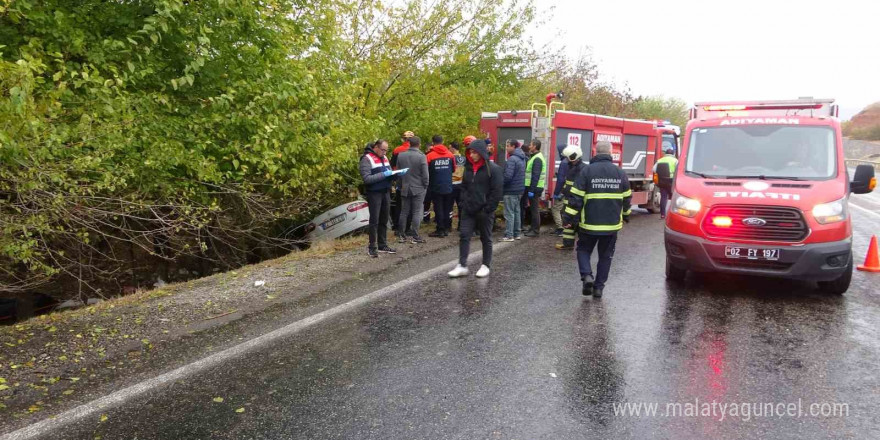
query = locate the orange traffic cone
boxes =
[857,235,880,272]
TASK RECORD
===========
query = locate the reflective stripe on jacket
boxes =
[563,154,631,235]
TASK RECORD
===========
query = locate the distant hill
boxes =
[844,102,880,141]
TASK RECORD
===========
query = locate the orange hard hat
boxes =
[463,135,477,146]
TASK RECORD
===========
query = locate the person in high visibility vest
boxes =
[563,141,632,298]
[653,147,678,219]
[522,139,547,237]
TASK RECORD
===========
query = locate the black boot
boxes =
[582,275,594,296]
[592,287,603,298]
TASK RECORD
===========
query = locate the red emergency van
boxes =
[664,99,877,294]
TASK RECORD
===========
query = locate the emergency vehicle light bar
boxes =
[691,98,837,120]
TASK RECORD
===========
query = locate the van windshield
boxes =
[685,125,836,180]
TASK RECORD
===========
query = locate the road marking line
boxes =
[1,242,512,440]
[850,202,880,220]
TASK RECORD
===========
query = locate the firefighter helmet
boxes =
[562,144,582,161]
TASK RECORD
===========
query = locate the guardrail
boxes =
[845,159,880,172]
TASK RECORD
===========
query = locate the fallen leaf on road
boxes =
[100,414,108,423]
[549,373,557,378]
[235,408,245,413]
[63,389,74,395]
[0,385,9,391]
[28,405,41,413]
[213,397,224,403]
[254,280,266,287]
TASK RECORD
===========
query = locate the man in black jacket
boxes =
[448,140,503,278]
[563,141,631,298]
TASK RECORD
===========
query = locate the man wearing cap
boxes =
[391,131,414,235]
[563,141,631,298]
[653,147,678,219]
[396,136,430,243]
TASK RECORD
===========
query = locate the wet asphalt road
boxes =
[15,193,880,439]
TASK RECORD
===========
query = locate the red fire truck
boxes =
[480,98,676,213]
[664,98,877,294]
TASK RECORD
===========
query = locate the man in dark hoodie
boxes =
[426,135,456,237]
[501,139,526,241]
[359,139,405,258]
[448,140,503,278]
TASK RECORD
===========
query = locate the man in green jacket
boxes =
[522,139,546,237]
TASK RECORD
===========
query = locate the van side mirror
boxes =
[851,164,876,194]
[656,162,674,191]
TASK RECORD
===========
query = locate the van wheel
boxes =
[817,256,852,295]
[666,257,687,282]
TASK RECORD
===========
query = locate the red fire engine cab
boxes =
[664,98,877,294]
[480,98,675,213]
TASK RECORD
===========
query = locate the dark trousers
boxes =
[459,210,493,267]
[660,187,671,217]
[432,192,454,233]
[522,189,542,232]
[576,232,618,289]
[366,190,390,250]
[391,189,402,232]
[423,191,433,223]
[452,185,462,230]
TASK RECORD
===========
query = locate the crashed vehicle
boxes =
[305,200,370,242]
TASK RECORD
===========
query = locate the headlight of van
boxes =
[812,197,848,224]
[672,192,701,218]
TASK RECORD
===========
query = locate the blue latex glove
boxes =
[528,192,535,198]
[383,170,393,178]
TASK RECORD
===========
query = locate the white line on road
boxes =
[1,243,511,440]
[850,202,880,220]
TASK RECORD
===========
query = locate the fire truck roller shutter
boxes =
[497,127,533,168]
[552,129,592,196]
[622,134,649,177]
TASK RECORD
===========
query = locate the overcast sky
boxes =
[536,0,880,120]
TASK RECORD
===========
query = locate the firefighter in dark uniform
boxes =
[563,141,631,298]
[555,144,587,250]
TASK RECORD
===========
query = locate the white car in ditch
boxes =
[305,200,371,242]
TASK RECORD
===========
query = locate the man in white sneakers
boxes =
[448,139,503,278]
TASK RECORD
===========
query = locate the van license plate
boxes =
[321,213,346,230]
[724,246,779,261]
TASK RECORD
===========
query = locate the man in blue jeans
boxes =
[501,139,526,241]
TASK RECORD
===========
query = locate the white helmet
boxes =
[562,144,582,161]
